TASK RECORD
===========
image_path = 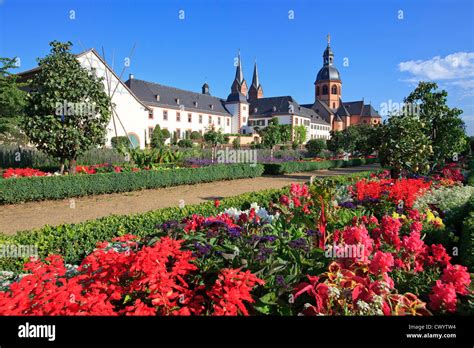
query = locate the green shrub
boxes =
[0,164,264,204]
[262,157,379,174]
[460,211,474,272]
[177,139,193,148]
[0,171,375,273]
[110,136,129,149]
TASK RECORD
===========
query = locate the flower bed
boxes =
[0,167,471,316]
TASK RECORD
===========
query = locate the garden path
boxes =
[0,164,379,234]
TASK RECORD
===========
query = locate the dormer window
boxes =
[155,94,160,101]
[209,104,214,110]
[254,107,258,113]
[272,106,276,112]
[175,98,180,105]
[193,101,198,107]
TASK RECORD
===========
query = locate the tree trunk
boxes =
[69,158,77,175]
[390,167,400,179]
[59,158,65,175]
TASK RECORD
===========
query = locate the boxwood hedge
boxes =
[0,163,264,204]
[262,157,379,175]
[0,171,376,273]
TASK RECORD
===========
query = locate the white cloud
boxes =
[399,52,474,80]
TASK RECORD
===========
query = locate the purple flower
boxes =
[339,201,357,209]
[289,238,309,252]
[276,275,288,288]
[256,246,273,261]
[260,235,277,243]
[194,242,212,257]
[306,229,319,237]
[228,226,242,238]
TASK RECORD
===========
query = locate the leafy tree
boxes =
[293,125,307,146]
[190,131,202,141]
[379,114,432,178]
[111,136,129,149]
[177,139,193,148]
[405,82,467,168]
[232,136,241,149]
[151,124,170,149]
[22,41,111,174]
[327,130,345,154]
[0,57,27,139]
[306,138,326,157]
[204,125,226,162]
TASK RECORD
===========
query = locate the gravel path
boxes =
[0,164,379,234]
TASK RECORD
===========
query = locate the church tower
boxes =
[315,34,342,110]
[248,61,264,101]
[226,50,249,134]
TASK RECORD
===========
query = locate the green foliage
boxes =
[262,157,379,174]
[327,125,381,156]
[379,114,432,177]
[150,125,170,149]
[110,136,129,149]
[259,118,291,149]
[232,136,241,149]
[405,82,467,167]
[0,57,26,136]
[189,131,202,141]
[293,125,307,145]
[305,139,326,157]
[0,164,265,204]
[0,145,125,169]
[21,41,111,174]
[460,211,474,272]
[203,125,226,147]
[177,139,193,148]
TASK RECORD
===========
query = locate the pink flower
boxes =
[430,244,451,267]
[441,265,471,295]
[429,280,457,313]
[369,251,394,275]
[279,195,290,206]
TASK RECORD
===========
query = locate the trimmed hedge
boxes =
[0,171,377,273]
[0,164,264,204]
[262,157,379,175]
[263,158,378,175]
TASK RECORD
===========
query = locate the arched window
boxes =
[322,85,328,95]
[331,85,337,94]
[333,102,336,108]
[127,133,140,149]
[316,86,320,96]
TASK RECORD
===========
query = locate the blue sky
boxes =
[1,0,473,134]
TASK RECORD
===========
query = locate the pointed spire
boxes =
[327,33,331,46]
[234,49,244,84]
[251,60,260,88]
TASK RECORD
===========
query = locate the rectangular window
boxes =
[176,112,181,122]
[148,127,154,140]
[163,110,168,121]
[208,115,212,124]
[218,117,221,125]
[226,118,230,126]
[176,128,181,139]
[243,117,246,123]
[199,114,203,124]
[148,111,153,120]
[188,113,192,123]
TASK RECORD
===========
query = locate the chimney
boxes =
[129,73,134,80]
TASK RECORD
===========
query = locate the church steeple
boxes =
[230,50,248,96]
[248,60,263,101]
[323,33,334,66]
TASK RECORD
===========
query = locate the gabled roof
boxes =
[17,48,152,112]
[361,104,381,117]
[249,96,329,125]
[126,78,231,116]
[336,99,351,117]
[342,101,364,115]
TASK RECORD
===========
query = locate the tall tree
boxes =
[405,82,467,168]
[0,57,27,141]
[22,41,111,174]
